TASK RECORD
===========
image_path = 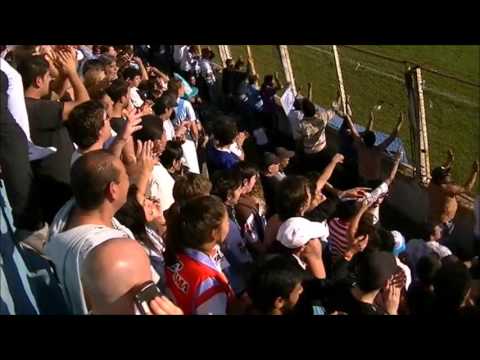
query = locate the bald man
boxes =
[45,150,141,314]
[82,238,182,315]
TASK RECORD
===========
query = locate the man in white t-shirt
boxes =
[124,66,144,108]
[44,150,135,314]
[133,115,175,212]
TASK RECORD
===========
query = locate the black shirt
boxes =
[110,116,126,134]
[323,282,387,315]
[260,175,281,217]
[25,97,73,223]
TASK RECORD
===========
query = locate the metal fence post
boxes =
[277,45,297,95]
[332,45,347,114]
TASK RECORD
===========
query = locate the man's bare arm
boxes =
[442,161,479,195]
[367,110,375,131]
[378,112,404,151]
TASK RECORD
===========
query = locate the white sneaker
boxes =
[28,143,57,161]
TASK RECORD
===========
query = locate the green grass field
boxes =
[211,45,479,191]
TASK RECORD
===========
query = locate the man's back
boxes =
[427,183,458,224]
[355,141,383,182]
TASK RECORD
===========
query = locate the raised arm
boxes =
[385,150,402,186]
[56,47,90,120]
[273,72,283,91]
[367,110,375,131]
[317,153,344,190]
[443,160,479,195]
[443,149,455,170]
[347,200,372,250]
[133,56,149,82]
[109,109,142,158]
[342,113,361,140]
[378,112,404,151]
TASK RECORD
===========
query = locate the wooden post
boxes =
[217,45,232,67]
[415,67,431,185]
[277,45,297,95]
[307,82,313,101]
[332,45,347,114]
[245,45,258,85]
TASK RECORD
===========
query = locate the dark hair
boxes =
[172,173,212,203]
[211,169,243,203]
[16,55,49,89]
[334,200,358,220]
[160,140,184,170]
[106,79,129,103]
[153,93,176,116]
[247,255,304,314]
[115,185,156,252]
[362,130,377,148]
[70,150,120,210]
[236,161,259,183]
[368,227,395,253]
[123,66,142,81]
[165,195,226,266]
[276,176,310,221]
[248,74,257,85]
[417,253,442,285]
[133,115,164,142]
[66,101,106,149]
[302,98,316,117]
[83,59,105,76]
[98,54,116,67]
[422,222,439,241]
[213,116,238,147]
[168,78,183,95]
[99,45,114,55]
[263,75,273,85]
[293,97,303,111]
[433,261,472,312]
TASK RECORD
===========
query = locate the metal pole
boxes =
[277,45,297,95]
[332,45,347,114]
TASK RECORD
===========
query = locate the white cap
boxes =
[276,217,329,249]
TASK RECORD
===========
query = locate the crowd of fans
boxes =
[1,44,479,315]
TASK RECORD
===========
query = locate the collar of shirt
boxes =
[292,254,307,270]
[184,247,222,273]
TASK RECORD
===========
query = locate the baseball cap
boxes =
[355,250,398,292]
[391,230,406,256]
[276,217,330,249]
[275,147,295,160]
[264,152,281,168]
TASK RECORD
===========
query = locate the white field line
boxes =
[302,45,479,109]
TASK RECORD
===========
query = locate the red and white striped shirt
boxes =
[328,218,350,260]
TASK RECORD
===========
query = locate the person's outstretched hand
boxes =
[120,108,143,141]
[383,275,402,315]
[135,140,157,175]
[332,153,344,164]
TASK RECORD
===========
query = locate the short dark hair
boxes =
[160,140,184,169]
[247,255,305,314]
[172,173,212,203]
[362,130,377,148]
[168,78,183,95]
[123,66,142,81]
[417,253,442,285]
[153,93,177,116]
[70,150,120,210]
[132,115,164,142]
[99,45,114,55]
[106,79,129,103]
[66,101,106,149]
[305,171,321,196]
[276,176,310,221]
[434,261,472,312]
[335,200,358,220]
[115,185,157,252]
[422,222,439,241]
[302,98,316,117]
[368,227,395,253]
[263,75,273,85]
[211,169,242,202]
[165,195,226,266]
[16,55,49,89]
[98,54,116,67]
[212,116,238,147]
[83,59,104,76]
[235,161,259,183]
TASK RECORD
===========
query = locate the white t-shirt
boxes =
[288,109,304,141]
[45,199,135,315]
[163,119,176,141]
[1,58,31,141]
[173,45,189,65]
[147,163,175,212]
[129,87,144,108]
